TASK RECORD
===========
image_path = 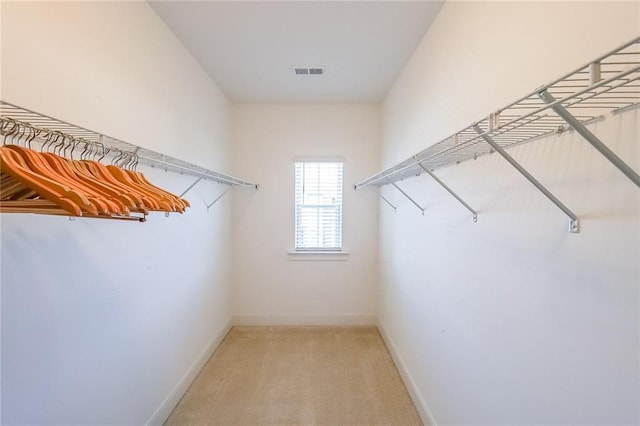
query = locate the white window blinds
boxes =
[295,162,343,251]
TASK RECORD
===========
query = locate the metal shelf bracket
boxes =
[538,89,640,188]
[472,124,580,233]
[378,191,397,213]
[180,176,204,198]
[387,179,425,215]
[417,163,477,222]
[206,187,232,212]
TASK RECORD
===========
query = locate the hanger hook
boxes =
[68,136,78,160]
[52,132,64,155]
[23,125,33,148]
[42,130,55,152]
[118,150,127,168]
[1,119,20,146]
[98,144,108,162]
[11,121,24,145]
[55,133,63,155]
[59,133,68,157]
[88,140,96,160]
[24,124,32,149]
[112,148,122,165]
[15,122,27,147]
[66,135,76,159]
[80,139,91,160]
[20,124,30,147]
[2,117,18,145]
[26,125,41,150]
[85,140,96,161]
[57,133,67,156]
[123,151,133,169]
[123,152,132,169]
[1,119,9,145]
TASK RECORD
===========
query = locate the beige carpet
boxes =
[165,326,422,425]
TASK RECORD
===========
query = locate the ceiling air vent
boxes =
[293,66,325,75]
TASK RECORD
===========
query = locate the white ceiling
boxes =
[149,1,443,104]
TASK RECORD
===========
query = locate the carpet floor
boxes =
[165,326,422,425]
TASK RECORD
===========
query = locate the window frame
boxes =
[293,160,344,253]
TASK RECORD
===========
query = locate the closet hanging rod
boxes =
[355,36,640,189]
[0,101,258,189]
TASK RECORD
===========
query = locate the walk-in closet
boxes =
[1,1,638,425]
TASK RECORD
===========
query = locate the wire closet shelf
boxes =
[355,37,640,189]
[0,101,258,189]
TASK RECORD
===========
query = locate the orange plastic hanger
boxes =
[4,145,104,216]
[0,147,85,216]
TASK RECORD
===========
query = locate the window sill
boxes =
[287,250,350,261]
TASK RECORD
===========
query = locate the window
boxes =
[295,161,343,251]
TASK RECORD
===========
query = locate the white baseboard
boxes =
[146,318,232,426]
[377,320,437,426]
[232,313,377,326]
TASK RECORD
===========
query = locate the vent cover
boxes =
[294,66,325,75]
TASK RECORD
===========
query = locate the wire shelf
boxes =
[356,37,640,188]
[0,101,258,189]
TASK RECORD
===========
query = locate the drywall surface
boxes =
[232,104,379,325]
[1,2,233,424]
[379,2,639,425]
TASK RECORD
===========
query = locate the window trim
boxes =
[287,250,349,261]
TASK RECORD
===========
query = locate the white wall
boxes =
[1,2,234,424]
[379,2,639,425]
[232,104,379,325]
